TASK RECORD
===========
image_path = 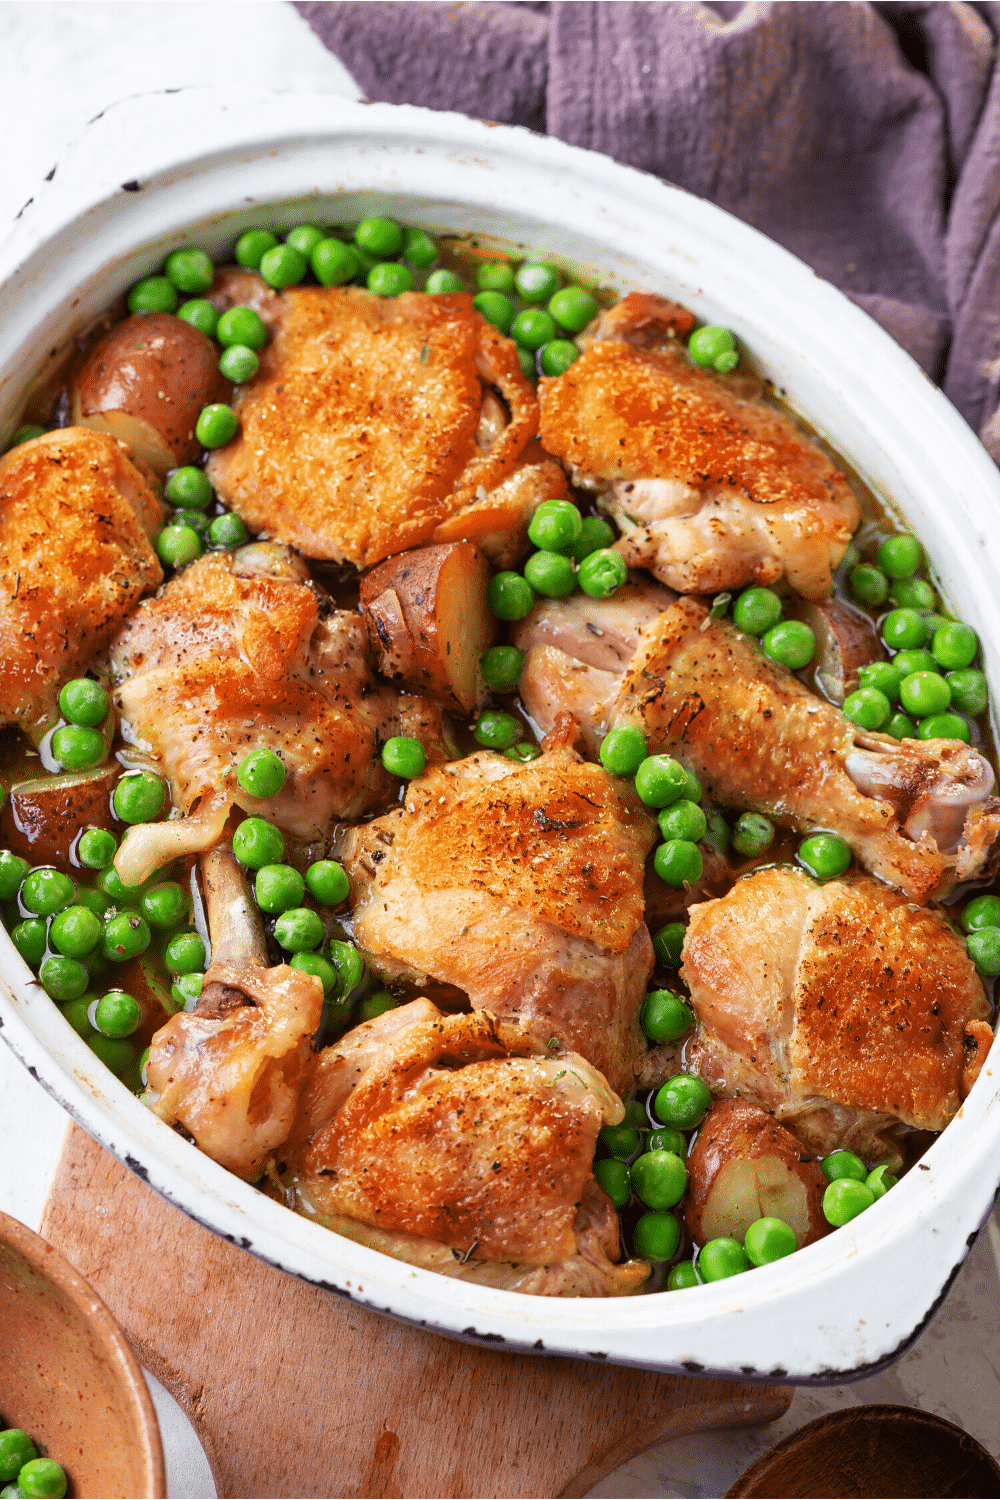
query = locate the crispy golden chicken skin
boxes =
[207,286,538,568]
[538,296,860,599]
[0,428,162,737]
[342,743,655,1097]
[666,867,992,1163]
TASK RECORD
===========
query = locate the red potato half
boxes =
[685,1099,831,1250]
[791,597,884,705]
[360,542,496,715]
[72,313,228,477]
[0,765,121,874]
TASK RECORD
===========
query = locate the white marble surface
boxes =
[1,5,999,1497]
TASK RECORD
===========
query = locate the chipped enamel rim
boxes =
[1,89,999,1383]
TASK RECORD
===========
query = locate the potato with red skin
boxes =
[790,597,884,705]
[72,312,229,477]
[685,1099,831,1250]
[360,542,496,716]
[0,766,120,874]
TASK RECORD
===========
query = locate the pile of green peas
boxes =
[962,893,1000,977]
[0,1426,67,1499]
[485,498,626,626]
[598,724,707,888]
[45,676,110,774]
[155,464,250,572]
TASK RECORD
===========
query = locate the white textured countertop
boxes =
[1,5,999,1496]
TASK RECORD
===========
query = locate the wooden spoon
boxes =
[726,1404,1000,1499]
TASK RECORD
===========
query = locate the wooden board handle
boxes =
[42,1125,792,1498]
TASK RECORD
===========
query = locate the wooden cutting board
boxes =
[41,1123,793,1499]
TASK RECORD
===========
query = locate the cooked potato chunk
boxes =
[0,766,120,873]
[792,597,884,704]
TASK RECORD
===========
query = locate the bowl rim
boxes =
[0,88,999,1384]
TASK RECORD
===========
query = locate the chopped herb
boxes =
[710,591,732,619]
[544,1069,567,1088]
[419,345,429,362]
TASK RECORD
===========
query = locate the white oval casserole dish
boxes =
[1,89,998,1384]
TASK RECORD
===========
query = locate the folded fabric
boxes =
[295,1,1000,456]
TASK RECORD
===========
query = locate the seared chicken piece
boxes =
[342,743,655,1097]
[538,293,860,599]
[432,444,572,569]
[277,1002,648,1296]
[110,542,400,886]
[143,846,323,1180]
[654,866,993,1164]
[207,285,537,568]
[0,428,162,738]
[519,593,1000,902]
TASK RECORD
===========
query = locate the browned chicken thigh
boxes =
[653,866,993,1165]
[518,592,1000,902]
[110,542,403,885]
[538,293,860,599]
[0,428,162,737]
[342,742,655,1097]
[279,1001,648,1296]
[207,285,538,568]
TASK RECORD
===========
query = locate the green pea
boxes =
[58,676,108,727]
[631,1148,688,1210]
[866,1164,897,1200]
[641,989,693,1044]
[12,918,47,966]
[381,735,426,778]
[235,229,278,269]
[50,724,105,771]
[505,742,542,762]
[22,867,75,916]
[899,671,950,718]
[515,262,561,304]
[667,1259,699,1290]
[528,498,583,552]
[516,347,538,380]
[127,276,177,314]
[172,972,203,1011]
[155,525,202,569]
[635,755,688,808]
[425,269,465,294]
[169,508,209,538]
[94,989,140,1038]
[884,711,918,740]
[512,308,557,350]
[196,403,239,448]
[654,839,703,888]
[882,608,927,651]
[762,619,815,670]
[311,238,360,286]
[849,564,889,608]
[877,534,922,579]
[74,887,110,918]
[0,1429,38,1484]
[232,817,284,869]
[472,291,515,334]
[289,950,340,994]
[8,424,45,448]
[164,930,206,974]
[968,927,1000,975]
[355,216,404,258]
[40,955,89,1001]
[648,1127,686,1157]
[688,325,738,373]
[359,991,397,1020]
[237,748,286,800]
[599,726,647,777]
[892,648,936,677]
[732,586,782,636]
[140,881,188,930]
[259,243,307,289]
[743,1216,797,1266]
[177,298,220,338]
[0,850,29,899]
[61,995,98,1038]
[932,622,978,670]
[594,1156,631,1209]
[567,516,616,562]
[889,577,936,611]
[165,247,214,294]
[703,813,731,855]
[216,306,269,351]
[87,1031,140,1086]
[524,550,576,598]
[548,286,598,333]
[963,895,1000,932]
[821,1149,867,1183]
[304,860,349,906]
[731,812,774,857]
[208,512,249,548]
[401,227,437,267]
[539,340,580,377]
[165,466,213,508]
[657,800,707,844]
[351,245,380,276]
[473,710,521,750]
[368,262,415,298]
[798,832,851,880]
[842,687,892,731]
[917,712,970,743]
[946,668,988,716]
[113,771,166,825]
[698,1237,750,1281]
[679,766,702,803]
[95,864,139,903]
[102,912,151,962]
[487,571,535,621]
[49,904,102,957]
[327,938,365,999]
[856,661,901,702]
[633,1210,682,1262]
[477,261,516,293]
[598,1124,640,1159]
[651,921,685,968]
[285,223,325,257]
[254,863,305,914]
[822,1177,875,1226]
[577,547,627,598]
[622,1098,649,1130]
[654,1074,711,1129]
[218,344,259,384]
[479,645,524,692]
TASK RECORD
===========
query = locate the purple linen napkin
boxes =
[295,1,1000,455]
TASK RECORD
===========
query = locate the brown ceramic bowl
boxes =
[0,1210,165,1498]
